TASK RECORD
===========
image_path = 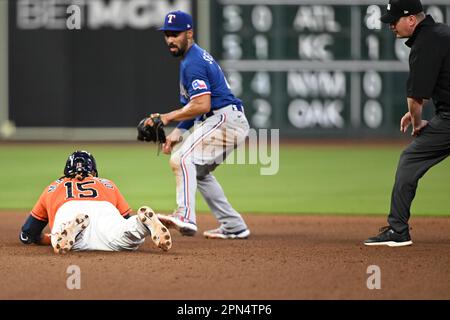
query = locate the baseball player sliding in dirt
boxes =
[19,150,172,254]
[142,11,250,239]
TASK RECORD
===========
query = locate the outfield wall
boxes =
[1,0,449,140]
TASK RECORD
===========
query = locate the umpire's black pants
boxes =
[388,112,450,233]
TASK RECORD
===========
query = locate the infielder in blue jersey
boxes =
[146,10,250,239]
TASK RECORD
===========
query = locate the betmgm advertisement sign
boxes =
[8,0,193,136]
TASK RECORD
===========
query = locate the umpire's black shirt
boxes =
[405,15,450,113]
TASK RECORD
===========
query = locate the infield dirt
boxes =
[1,211,449,300]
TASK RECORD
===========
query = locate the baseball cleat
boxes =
[364,226,412,247]
[138,206,172,251]
[53,214,90,254]
[157,213,197,236]
[203,227,250,240]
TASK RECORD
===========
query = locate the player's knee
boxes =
[396,154,421,186]
[196,164,216,179]
[395,168,418,189]
[398,145,419,165]
[169,154,181,172]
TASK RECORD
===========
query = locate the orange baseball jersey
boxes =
[31,176,131,229]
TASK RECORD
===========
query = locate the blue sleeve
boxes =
[186,63,211,100]
[177,119,196,130]
[20,214,48,244]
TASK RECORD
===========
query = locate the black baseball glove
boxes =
[137,114,166,144]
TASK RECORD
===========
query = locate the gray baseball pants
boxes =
[388,112,450,233]
[169,105,250,232]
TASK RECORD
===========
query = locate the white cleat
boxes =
[364,240,413,247]
[156,213,198,236]
[203,227,250,239]
[138,206,172,251]
[53,214,90,254]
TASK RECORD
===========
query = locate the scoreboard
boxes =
[209,0,450,137]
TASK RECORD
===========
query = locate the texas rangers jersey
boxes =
[179,44,242,110]
[31,176,131,229]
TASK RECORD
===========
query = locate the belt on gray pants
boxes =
[201,104,244,121]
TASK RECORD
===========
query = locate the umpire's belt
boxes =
[201,104,244,121]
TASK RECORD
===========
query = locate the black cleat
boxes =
[364,226,412,247]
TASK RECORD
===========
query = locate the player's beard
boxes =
[169,46,184,57]
[169,39,188,57]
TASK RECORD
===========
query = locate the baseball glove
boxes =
[137,114,166,144]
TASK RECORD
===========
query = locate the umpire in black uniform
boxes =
[365,0,450,247]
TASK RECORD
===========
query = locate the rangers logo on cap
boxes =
[159,10,193,32]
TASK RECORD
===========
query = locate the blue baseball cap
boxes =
[159,10,193,32]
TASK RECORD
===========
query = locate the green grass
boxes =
[0,143,449,216]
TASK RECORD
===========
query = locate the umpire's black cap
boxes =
[380,0,423,23]
[159,10,193,32]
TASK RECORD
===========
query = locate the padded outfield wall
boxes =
[1,0,450,140]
